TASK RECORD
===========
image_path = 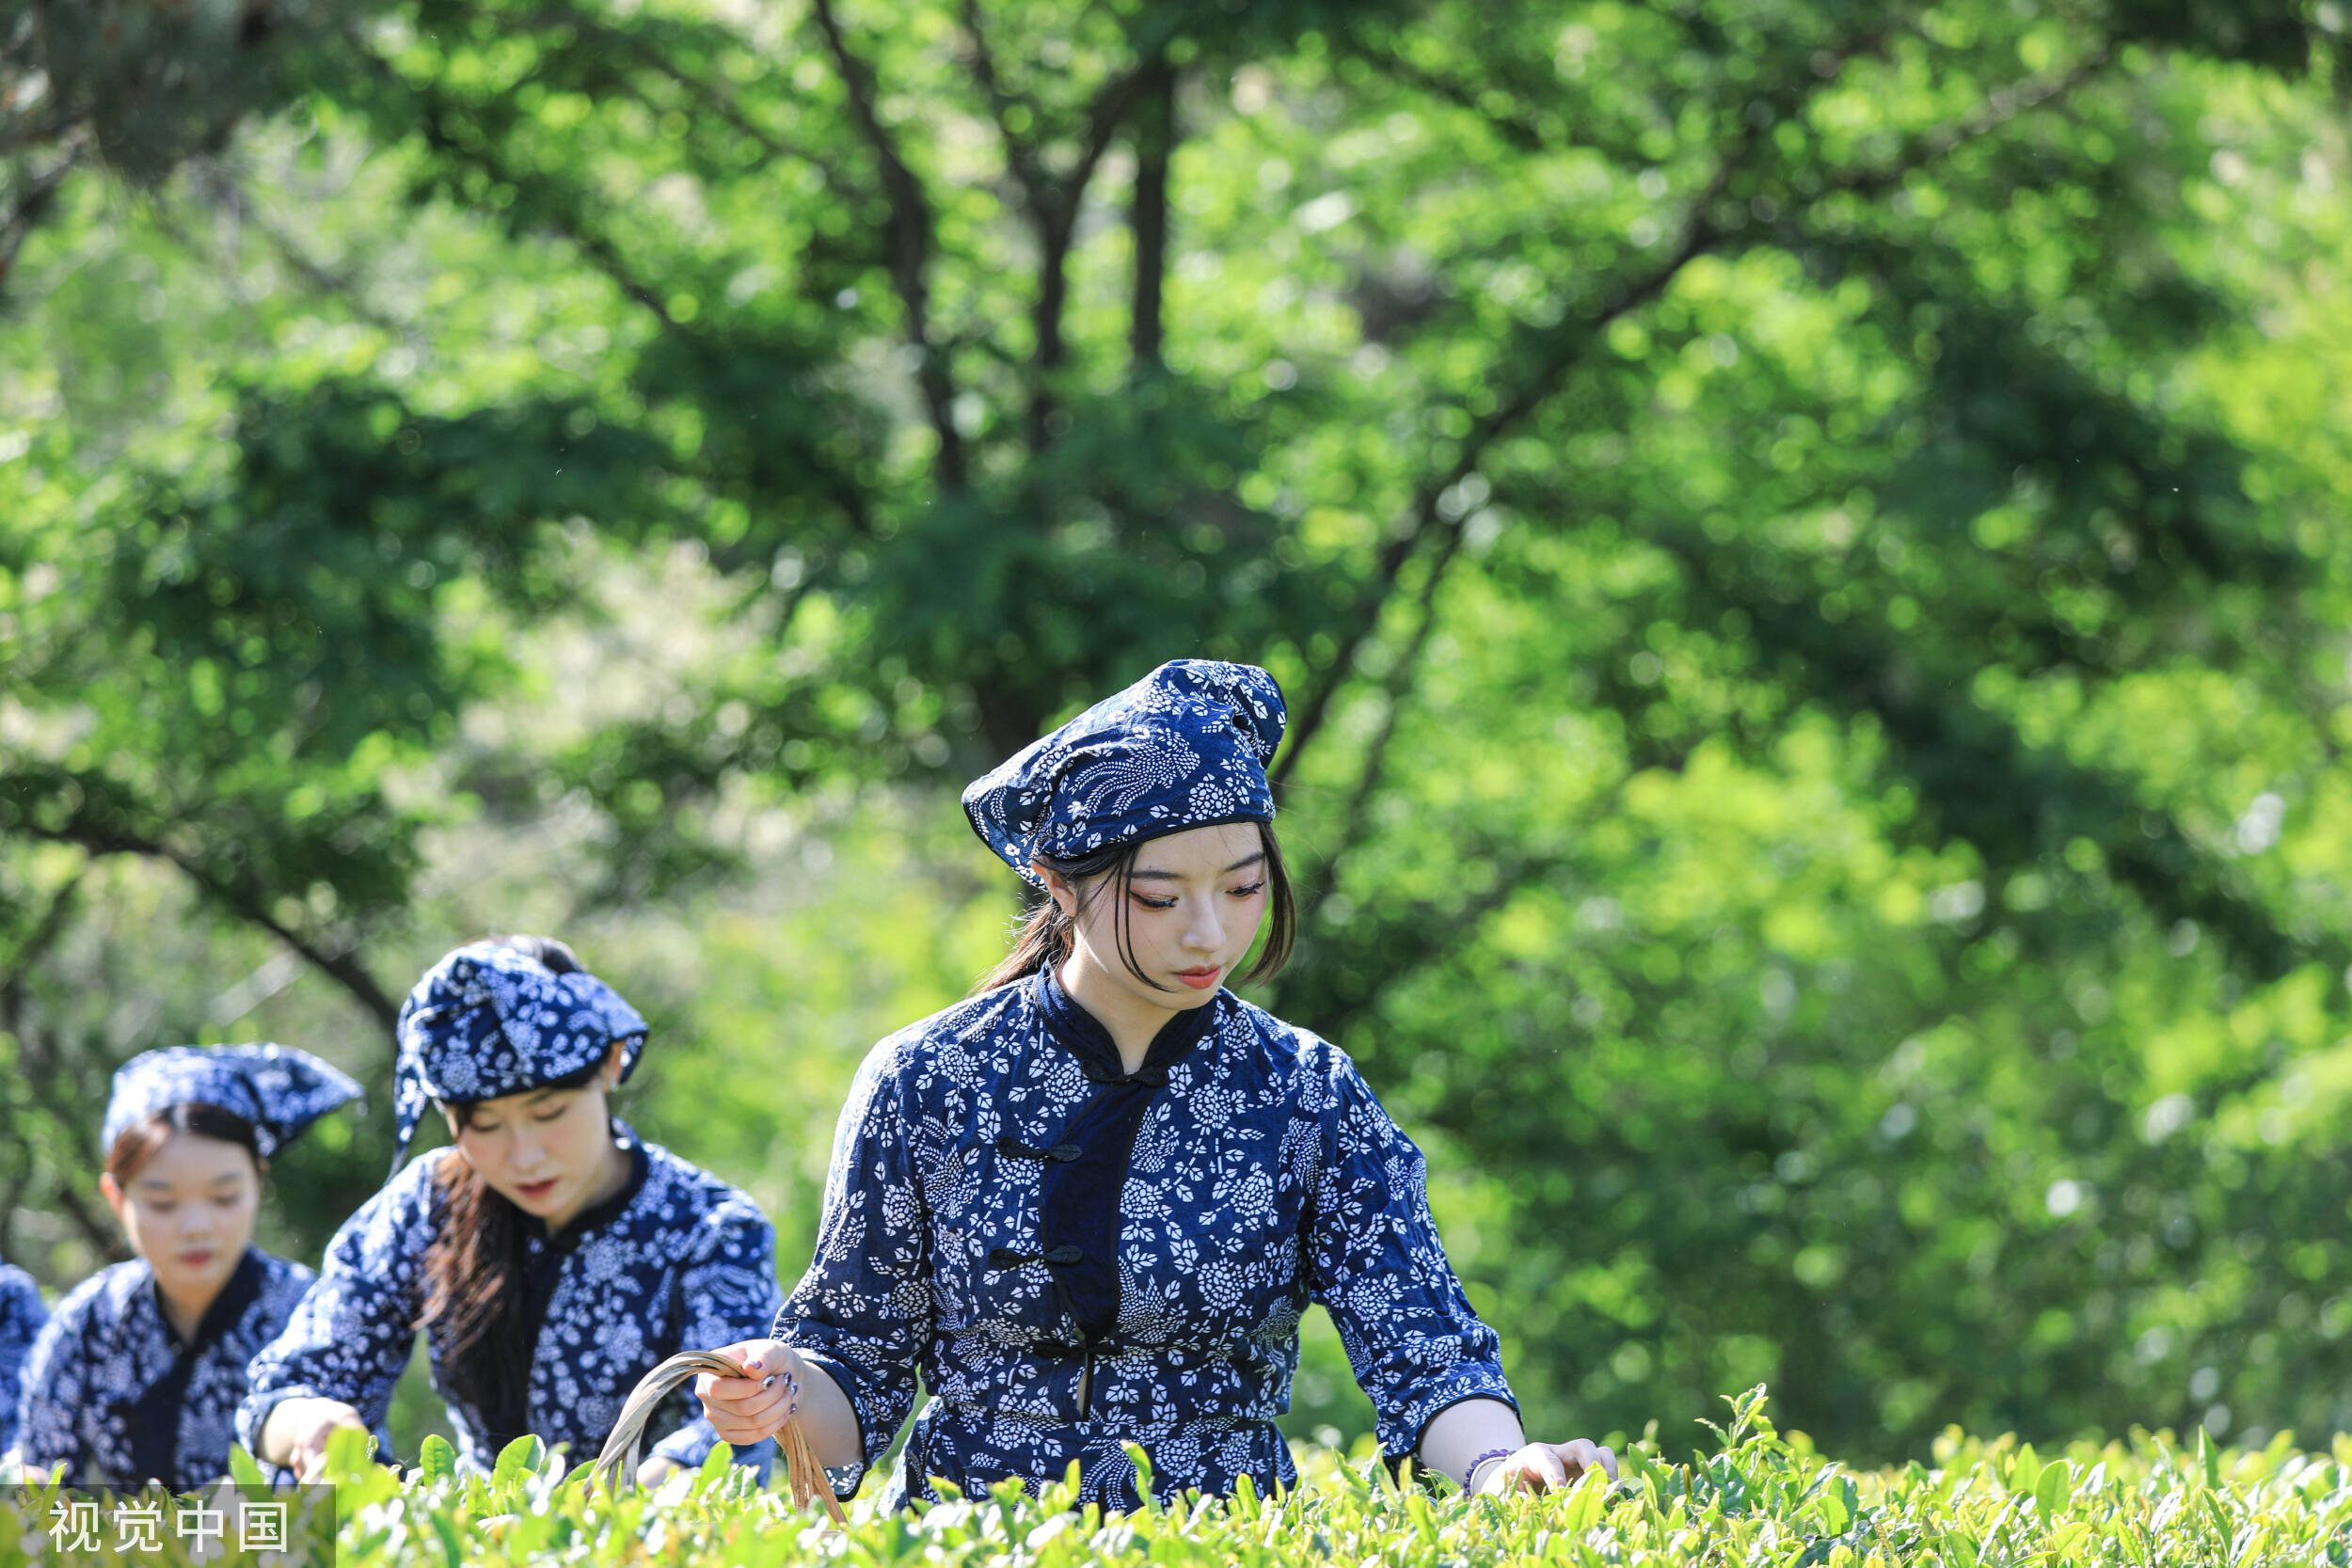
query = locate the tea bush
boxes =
[24,1388,2342,1568]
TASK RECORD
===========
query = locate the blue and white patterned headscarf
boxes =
[389,941,648,1173]
[103,1044,362,1160]
[961,659,1287,887]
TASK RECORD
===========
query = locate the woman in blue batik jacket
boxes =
[12,1045,360,1489]
[696,660,1622,1509]
[239,936,782,1485]
[0,1257,43,1460]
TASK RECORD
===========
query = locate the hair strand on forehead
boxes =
[970,822,1295,996]
[105,1103,263,1185]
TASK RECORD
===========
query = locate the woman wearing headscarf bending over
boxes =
[239,937,782,1484]
[696,660,1620,1508]
[12,1045,360,1488]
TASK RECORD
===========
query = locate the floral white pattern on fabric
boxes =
[236,1129,781,1479]
[15,1250,312,1490]
[960,660,1286,887]
[389,942,650,1171]
[772,979,1516,1510]
[0,1260,46,1454]
[101,1045,362,1160]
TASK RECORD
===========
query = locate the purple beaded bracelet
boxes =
[1462,1446,1518,1490]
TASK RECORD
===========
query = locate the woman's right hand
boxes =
[692,1338,805,1447]
[264,1397,370,1481]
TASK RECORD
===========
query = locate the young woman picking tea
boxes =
[240,937,783,1484]
[697,661,1620,1507]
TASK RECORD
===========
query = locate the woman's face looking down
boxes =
[443,1045,626,1232]
[1045,820,1270,1017]
[102,1131,262,1308]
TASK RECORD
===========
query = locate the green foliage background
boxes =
[6,0,2352,1470]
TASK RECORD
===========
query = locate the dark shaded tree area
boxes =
[7,0,2352,1461]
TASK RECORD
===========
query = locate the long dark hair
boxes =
[973,820,1295,995]
[420,934,607,1421]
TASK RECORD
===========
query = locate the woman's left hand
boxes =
[637,1456,684,1487]
[1470,1439,1619,1496]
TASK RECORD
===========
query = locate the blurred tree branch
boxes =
[0,0,357,293]
[519,3,856,195]
[0,134,84,285]
[810,0,966,490]
[0,871,126,1261]
[1288,23,2122,855]
[19,819,397,1028]
[959,0,1166,447]
[1127,55,1175,371]
[1275,150,1745,790]
[364,40,678,327]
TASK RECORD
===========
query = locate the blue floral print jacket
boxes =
[16,1248,310,1490]
[238,1127,780,1476]
[776,970,1516,1508]
[0,1260,49,1457]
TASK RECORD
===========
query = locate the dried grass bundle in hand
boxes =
[591,1348,848,1523]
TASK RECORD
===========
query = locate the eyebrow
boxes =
[137,1174,243,1191]
[469,1085,564,1122]
[1131,851,1267,882]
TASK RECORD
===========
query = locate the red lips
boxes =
[1174,966,1222,990]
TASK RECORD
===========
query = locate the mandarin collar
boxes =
[1035,966,1222,1086]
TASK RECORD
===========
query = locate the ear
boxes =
[602,1040,627,1088]
[1032,863,1075,917]
[100,1172,126,1223]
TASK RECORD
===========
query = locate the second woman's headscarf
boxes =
[103,1043,362,1159]
[389,941,647,1174]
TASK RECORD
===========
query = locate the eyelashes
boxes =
[468,1099,571,1135]
[1130,882,1266,911]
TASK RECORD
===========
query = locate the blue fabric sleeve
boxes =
[771,1042,933,1497]
[237,1157,437,1455]
[12,1285,94,1480]
[1302,1049,1518,1465]
[0,1266,45,1456]
[645,1203,784,1479]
